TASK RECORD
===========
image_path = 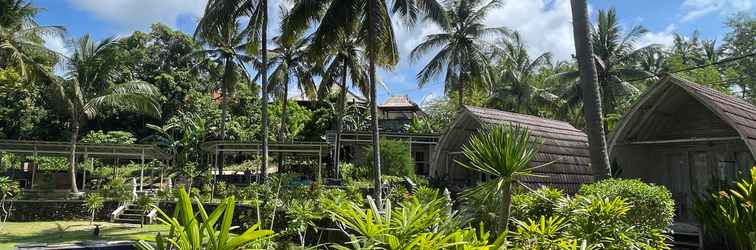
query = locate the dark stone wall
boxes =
[6,200,120,221]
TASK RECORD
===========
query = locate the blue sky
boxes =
[34,0,753,105]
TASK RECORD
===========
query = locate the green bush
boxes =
[365,138,414,177]
[579,178,675,231]
[80,130,136,144]
[511,187,565,221]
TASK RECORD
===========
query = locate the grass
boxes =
[0,221,167,250]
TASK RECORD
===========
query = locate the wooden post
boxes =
[82,146,88,191]
[31,146,37,190]
[318,146,322,182]
[140,149,145,192]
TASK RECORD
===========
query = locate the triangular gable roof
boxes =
[609,74,756,158]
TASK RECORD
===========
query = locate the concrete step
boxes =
[114,218,142,224]
[119,214,143,219]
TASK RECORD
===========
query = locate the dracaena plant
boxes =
[134,187,274,250]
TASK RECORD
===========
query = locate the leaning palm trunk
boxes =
[69,118,80,193]
[334,63,348,178]
[259,0,270,182]
[367,0,383,208]
[570,0,611,180]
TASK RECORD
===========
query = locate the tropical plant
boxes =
[410,0,505,107]
[510,186,565,221]
[0,0,63,81]
[487,31,557,116]
[134,187,274,250]
[566,0,612,180]
[285,199,323,247]
[457,124,540,233]
[327,195,501,249]
[84,193,104,225]
[0,176,20,228]
[365,138,415,177]
[49,35,162,193]
[285,0,448,208]
[694,167,756,249]
[136,195,156,228]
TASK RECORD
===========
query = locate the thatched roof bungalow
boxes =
[430,106,593,193]
[609,75,756,221]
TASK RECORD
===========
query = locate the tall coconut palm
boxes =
[0,0,64,81]
[195,0,270,180]
[549,8,655,117]
[569,0,611,180]
[316,27,370,178]
[268,27,317,144]
[486,31,556,115]
[51,35,162,193]
[192,15,254,174]
[411,0,505,108]
[285,0,448,207]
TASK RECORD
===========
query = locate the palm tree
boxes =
[568,0,611,180]
[486,31,556,115]
[286,0,447,207]
[549,8,654,117]
[458,125,540,233]
[195,0,276,181]
[315,26,370,178]
[51,35,162,193]
[192,14,255,174]
[411,0,505,108]
[0,0,64,81]
[268,27,317,144]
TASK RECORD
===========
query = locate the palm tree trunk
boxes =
[219,59,233,176]
[278,82,289,170]
[334,61,348,179]
[570,0,611,180]
[260,0,270,182]
[498,182,513,233]
[458,82,464,108]
[69,118,80,193]
[367,0,383,209]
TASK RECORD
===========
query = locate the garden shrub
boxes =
[365,138,414,177]
[579,178,675,231]
[80,130,136,144]
[511,186,564,221]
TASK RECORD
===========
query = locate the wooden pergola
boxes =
[0,140,171,191]
[199,140,332,180]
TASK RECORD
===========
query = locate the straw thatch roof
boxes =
[431,106,593,193]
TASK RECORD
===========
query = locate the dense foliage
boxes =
[579,178,675,231]
[695,167,756,249]
[365,139,415,177]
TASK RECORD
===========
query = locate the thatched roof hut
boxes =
[430,106,593,193]
[609,74,756,221]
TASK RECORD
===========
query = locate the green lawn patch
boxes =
[0,221,167,250]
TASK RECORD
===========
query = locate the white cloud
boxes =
[638,24,677,49]
[680,0,753,22]
[66,0,207,31]
[43,34,70,75]
[487,0,575,61]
